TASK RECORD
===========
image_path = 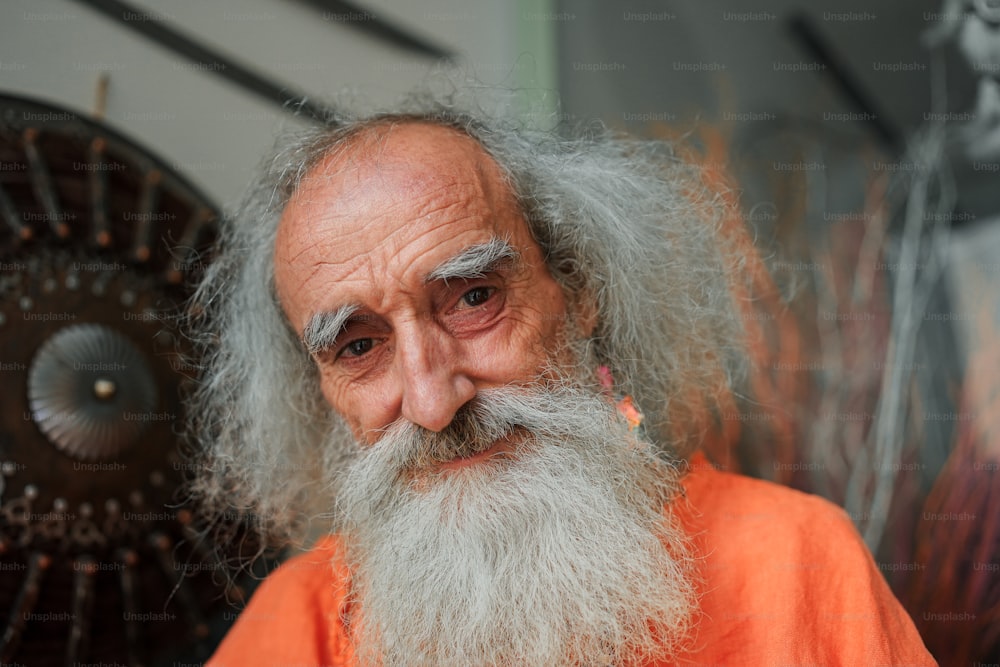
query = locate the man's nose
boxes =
[394,325,476,432]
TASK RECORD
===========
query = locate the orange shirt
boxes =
[209,454,936,666]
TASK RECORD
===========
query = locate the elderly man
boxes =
[190,99,935,665]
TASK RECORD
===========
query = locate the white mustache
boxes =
[365,384,624,472]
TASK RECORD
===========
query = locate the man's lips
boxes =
[435,431,521,471]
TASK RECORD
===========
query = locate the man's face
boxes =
[273,123,572,451]
[272,122,692,665]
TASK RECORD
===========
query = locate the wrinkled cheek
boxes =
[319,380,370,443]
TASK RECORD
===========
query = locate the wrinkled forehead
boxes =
[271,121,533,315]
[283,121,516,222]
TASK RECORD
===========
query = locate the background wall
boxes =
[0,0,554,206]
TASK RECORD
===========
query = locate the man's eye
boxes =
[460,286,495,307]
[341,338,374,358]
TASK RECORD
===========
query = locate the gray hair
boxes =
[184,90,747,549]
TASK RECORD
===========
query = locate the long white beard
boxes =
[334,385,695,667]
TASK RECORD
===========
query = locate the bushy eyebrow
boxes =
[426,237,521,284]
[300,238,520,355]
[302,304,359,355]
